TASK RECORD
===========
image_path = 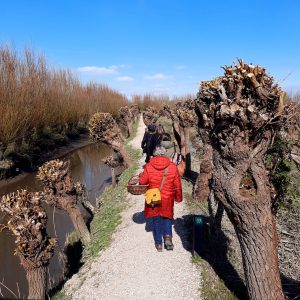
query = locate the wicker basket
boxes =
[127,176,148,195]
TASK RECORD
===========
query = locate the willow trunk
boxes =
[213,150,284,300]
[116,144,131,167]
[183,127,191,177]
[195,143,213,201]
[127,120,133,136]
[66,204,91,245]
[25,266,47,300]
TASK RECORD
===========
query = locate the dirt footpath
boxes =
[65,116,202,300]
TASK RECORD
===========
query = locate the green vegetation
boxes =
[265,137,300,211]
[192,256,238,300]
[51,290,72,300]
[84,144,140,259]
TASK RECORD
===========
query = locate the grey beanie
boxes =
[153,146,167,156]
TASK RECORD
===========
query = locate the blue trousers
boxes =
[152,216,172,245]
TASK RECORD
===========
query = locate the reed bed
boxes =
[0,46,128,147]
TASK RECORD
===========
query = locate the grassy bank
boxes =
[0,46,128,178]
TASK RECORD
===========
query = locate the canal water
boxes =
[0,142,121,299]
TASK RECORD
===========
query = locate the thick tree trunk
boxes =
[127,120,133,136]
[214,200,224,232]
[235,204,282,300]
[179,126,185,156]
[58,195,91,245]
[66,204,91,245]
[213,150,284,300]
[183,127,191,177]
[195,143,213,201]
[172,121,181,150]
[25,266,47,300]
[116,144,131,167]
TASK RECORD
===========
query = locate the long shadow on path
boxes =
[132,211,194,252]
[177,214,248,300]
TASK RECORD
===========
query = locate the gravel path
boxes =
[65,116,202,300]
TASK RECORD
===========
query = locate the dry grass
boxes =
[131,93,195,111]
[0,46,128,147]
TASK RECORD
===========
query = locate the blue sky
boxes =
[1,0,300,98]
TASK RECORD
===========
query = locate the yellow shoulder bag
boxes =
[145,167,169,208]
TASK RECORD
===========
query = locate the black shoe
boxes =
[164,235,174,251]
[155,244,163,252]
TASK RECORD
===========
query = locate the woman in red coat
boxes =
[139,146,182,252]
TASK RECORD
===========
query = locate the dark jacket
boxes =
[139,156,182,219]
[141,132,162,158]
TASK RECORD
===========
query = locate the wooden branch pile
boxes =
[142,107,159,126]
[0,190,55,269]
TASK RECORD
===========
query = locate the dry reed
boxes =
[0,46,128,147]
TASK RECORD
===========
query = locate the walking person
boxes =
[141,124,162,163]
[139,146,182,251]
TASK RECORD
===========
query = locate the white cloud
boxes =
[175,65,186,70]
[144,73,168,80]
[116,76,134,81]
[77,65,118,75]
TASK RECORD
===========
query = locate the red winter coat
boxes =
[139,156,182,219]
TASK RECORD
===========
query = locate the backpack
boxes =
[145,167,169,208]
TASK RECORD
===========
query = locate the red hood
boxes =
[149,156,171,170]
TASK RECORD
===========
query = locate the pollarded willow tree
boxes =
[142,106,159,126]
[0,190,55,300]
[118,106,134,136]
[102,155,121,188]
[37,159,92,245]
[174,100,197,176]
[130,104,140,123]
[89,112,131,166]
[195,59,293,300]
[162,105,184,152]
